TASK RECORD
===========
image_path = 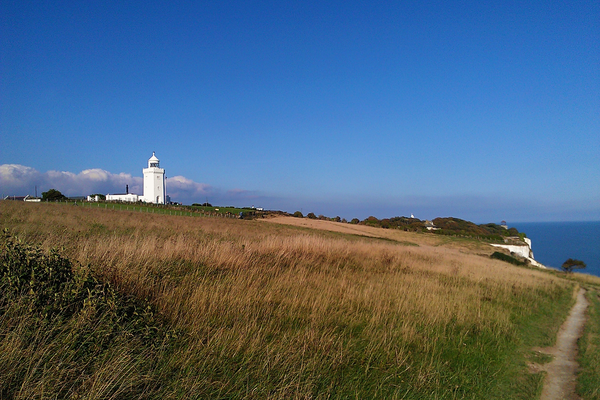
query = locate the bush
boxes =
[293,211,304,218]
[490,251,526,266]
[0,230,173,398]
[363,216,380,227]
[306,212,317,219]
[561,258,586,273]
[41,189,67,201]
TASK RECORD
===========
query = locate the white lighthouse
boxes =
[142,152,165,204]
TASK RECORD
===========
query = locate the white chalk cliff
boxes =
[491,238,546,268]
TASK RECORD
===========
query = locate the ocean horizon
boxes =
[512,221,600,278]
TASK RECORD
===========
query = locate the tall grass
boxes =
[0,201,578,398]
[578,288,600,399]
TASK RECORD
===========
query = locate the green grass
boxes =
[578,288,600,399]
[526,350,554,365]
[0,231,175,399]
[490,251,527,266]
[0,201,585,399]
[61,199,251,218]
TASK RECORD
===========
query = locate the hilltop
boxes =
[1,201,599,399]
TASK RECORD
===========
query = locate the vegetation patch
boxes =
[0,201,580,399]
[0,230,175,399]
[491,251,527,266]
[577,288,600,399]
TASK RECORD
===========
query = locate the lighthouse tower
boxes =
[143,152,165,204]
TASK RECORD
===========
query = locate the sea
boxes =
[512,221,600,278]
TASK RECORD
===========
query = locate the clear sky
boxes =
[1,1,599,222]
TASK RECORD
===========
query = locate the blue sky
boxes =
[1,1,598,222]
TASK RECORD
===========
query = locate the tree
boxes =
[306,212,317,219]
[293,211,304,218]
[42,189,67,201]
[561,258,586,273]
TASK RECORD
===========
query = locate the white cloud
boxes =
[0,164,203,201]
[166,175,213,201]
[79,169,111,181]
[0,164,42,185]
[3,164,597,222]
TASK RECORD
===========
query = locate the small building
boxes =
[106,184,139,202]
[3,195,41,202]
[106,193,139,202]
[424,220,439,231]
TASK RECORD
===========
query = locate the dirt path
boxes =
[537,287,589,400]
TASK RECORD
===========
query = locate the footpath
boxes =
[535,288,589,400]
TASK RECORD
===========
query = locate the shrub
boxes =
[41,189,67,201]
[490,251,526,266]
[293,211,304,218]
[561,258,586,273]
[0,230,173,398]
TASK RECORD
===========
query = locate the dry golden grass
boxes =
[263,215,500,253]
[0,201,580,398]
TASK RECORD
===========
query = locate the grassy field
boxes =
[58,200,246,218]
[1,200,598,399]
[578,287,600,399]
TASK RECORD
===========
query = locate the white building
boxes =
[142,152,165,204]
[106,193,139,202]
[103,153,166,204]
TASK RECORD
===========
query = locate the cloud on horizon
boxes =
[0,164,199,201]
[2,164,598,223]
[0,164,280,208]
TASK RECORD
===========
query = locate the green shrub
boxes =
[490,251,527,266]
[41,189,67,201]
[0,230,174,398]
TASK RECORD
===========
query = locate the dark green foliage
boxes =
[0,230,174,398]
[306,212,317,219]
[507,227,520,236]
[88,193,106,200]
[491,251,527,266]
[293,211,304,218]
[349,218,360,224]
[561,258,586,273]
[192,202,212,207]
[360,216,425,231]
[432,218,521,242]
[41,189,67,201]
[362,216,381,227]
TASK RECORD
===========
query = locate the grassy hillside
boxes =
[0,201,595,399]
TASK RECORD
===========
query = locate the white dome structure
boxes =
[148,152,160,168]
